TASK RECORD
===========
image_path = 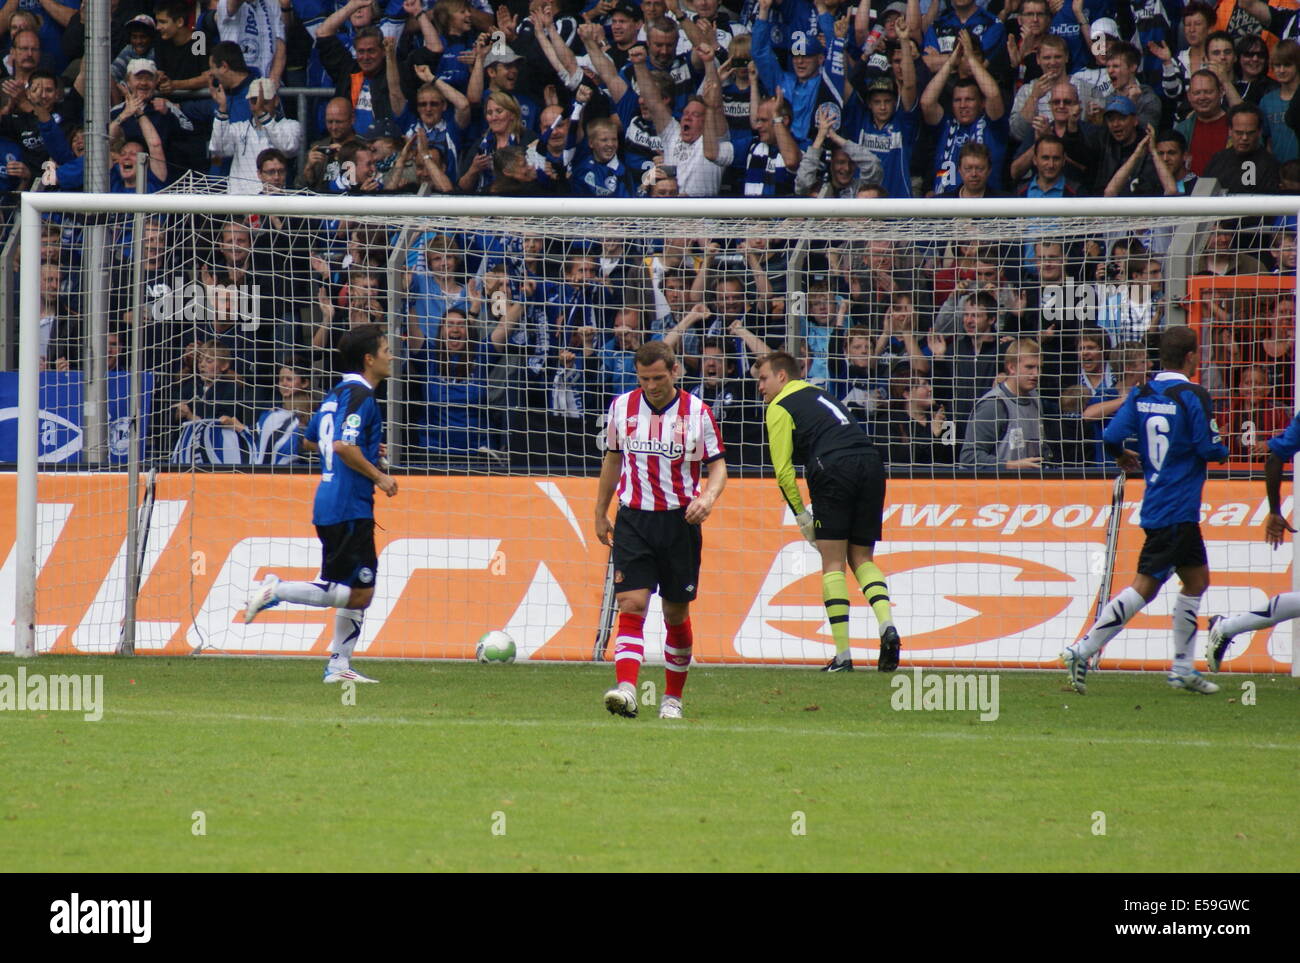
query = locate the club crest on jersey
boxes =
[626,415,639,431]
[357,567,375,585]
[345,414,362,429]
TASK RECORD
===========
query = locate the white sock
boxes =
[1171,593,1202,674]
[328,609,364,667]
[1076,586,1148,660]
[1221,592,1300,638]
[275,580,351,608]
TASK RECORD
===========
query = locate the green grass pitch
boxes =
[2,656,1295,872]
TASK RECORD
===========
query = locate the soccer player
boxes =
[596,342,727,721]
[755,351,900,673]
[243,324,398,683]
[1061,326,1229,695]
[1207,414,1300,670]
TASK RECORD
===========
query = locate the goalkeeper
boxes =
[756,351,901,672]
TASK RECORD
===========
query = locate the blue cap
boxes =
[1103,95,1137,116]
[789,31,825,57]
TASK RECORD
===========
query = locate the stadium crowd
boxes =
[8,0,1299,470]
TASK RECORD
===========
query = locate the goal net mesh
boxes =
[17,190,1298,672]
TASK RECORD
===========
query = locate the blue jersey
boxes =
[1103,372,1229,529]
[933,113,1009,193]
[1268,412,1300,462]
[845,103,919,198]
[306,374,384,525]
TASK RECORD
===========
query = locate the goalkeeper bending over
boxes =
[756,351,901,672]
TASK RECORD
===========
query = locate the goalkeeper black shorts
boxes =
[808,449,887,545]
[611,505,702,603]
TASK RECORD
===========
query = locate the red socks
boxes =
[614,612,644,686]
[664,618,693,698]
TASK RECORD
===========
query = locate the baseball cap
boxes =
[126,14,157,33]
[1091,17,1121,39]
[789,30,825,57]
[609,0,642,19]
[126,58,157,76]
[866,75,896,95]
[366,117,402,141]
[484,46,523,68]
[1103,94,1137,116]
[883,2,908,18]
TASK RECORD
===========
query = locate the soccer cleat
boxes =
[1206,615,1234,672]
[1167,669,1219,694]
[1060,646,1088,694]
[821,651,854,672]
[658,695,683,720]
[244,574,282,624]
[604,682,638,718]
[323,664,379,684]
[877,625,902,673]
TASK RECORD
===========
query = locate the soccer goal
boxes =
[10,190,1299,675]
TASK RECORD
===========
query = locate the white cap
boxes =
[126,58,158,76]
[1091,17,1121,39]
[249,77,279,100]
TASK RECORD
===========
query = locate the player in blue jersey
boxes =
[1062,326,1229,695]
[1206,413,1300,671]
[244,324,398,684]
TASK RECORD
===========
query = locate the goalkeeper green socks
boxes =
[854,561,895,633]
[822,572,851,655]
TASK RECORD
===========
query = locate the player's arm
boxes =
[1185,388,1230,463]
[685,456,727,524]
[1102,388,1142,473]
[765,401,815,541]
[333,441,398,495]
[1262,452,1296,546]
[594,448,622,546]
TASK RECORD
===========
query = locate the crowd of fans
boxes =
[8,0,1300,471]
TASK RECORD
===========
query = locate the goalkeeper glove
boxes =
[795,508,817,545]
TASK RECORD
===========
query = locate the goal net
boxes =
[10,190,1299,674]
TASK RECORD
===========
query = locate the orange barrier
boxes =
[1,474,1293,672]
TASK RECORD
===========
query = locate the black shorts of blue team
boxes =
[316,518,378,588]
[807,448,887,545]
[1136,522,1208,582]
[611,505,702,603]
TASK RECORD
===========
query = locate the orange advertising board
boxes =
[0,474,1293,672]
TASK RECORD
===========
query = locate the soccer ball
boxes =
[476,630,516,664]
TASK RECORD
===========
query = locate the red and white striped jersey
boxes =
[606,388,725,511]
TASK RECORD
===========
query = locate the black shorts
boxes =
[611,506,702,603]
[316,519,378,588]
[1136,522,1208,582]
[808,449,887,545]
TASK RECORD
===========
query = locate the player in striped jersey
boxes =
[1207,412,1300,670]
[243,324,398,684]
[596,341,727,720]
[1062,326,1230,695]
[756,351,900,673]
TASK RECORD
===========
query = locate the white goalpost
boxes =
[12,192,1300,675]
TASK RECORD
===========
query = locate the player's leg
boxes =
[847,450,898,671]
[657,511,701,719]
[1208,592,1300,670]
[1165,561,1219,694]
[807,466,855,672]
[319,520,380,683]
[1061,525,1168,693]
[246,521,357,621]
[604,507,657,718]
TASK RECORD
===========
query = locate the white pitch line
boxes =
[102,707,1296,752]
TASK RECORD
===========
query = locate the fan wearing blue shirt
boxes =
[920,32,1008,194]
[1063,325,1229,695]
[243,323,398,685]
